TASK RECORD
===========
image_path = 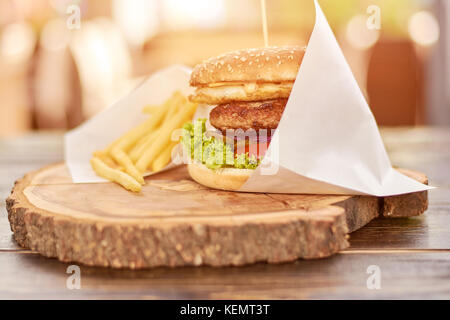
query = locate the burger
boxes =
[182,46,306,191]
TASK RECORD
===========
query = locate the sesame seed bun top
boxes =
[190,46,306,87]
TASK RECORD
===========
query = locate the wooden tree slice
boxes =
[6,163,428,269]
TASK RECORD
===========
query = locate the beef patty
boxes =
[209,98,287,132]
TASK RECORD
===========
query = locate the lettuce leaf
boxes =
[181,119,259,170]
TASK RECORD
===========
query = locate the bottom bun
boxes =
[187,163,252,191]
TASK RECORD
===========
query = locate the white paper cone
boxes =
[240,0,433,196]
[64,65,192,183]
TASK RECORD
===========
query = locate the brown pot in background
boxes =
[367,38,424,126]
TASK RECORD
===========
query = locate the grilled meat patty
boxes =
[210,98,287,132]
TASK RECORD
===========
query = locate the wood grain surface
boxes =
[1,128,449,299]
[6,162,427,268]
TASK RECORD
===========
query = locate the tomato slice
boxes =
[234,139,270,159]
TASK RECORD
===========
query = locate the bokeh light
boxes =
[162,0,225,30]
[0,22,36,63]
[345,14,380,50]
[408,11,440,47]
[113,0,159,47]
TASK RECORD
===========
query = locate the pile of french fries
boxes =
[90,91,198,192]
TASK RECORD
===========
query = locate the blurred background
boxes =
[0,0,448,137]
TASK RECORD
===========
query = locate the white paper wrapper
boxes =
[64,65,193,183]
[239,0,432,196]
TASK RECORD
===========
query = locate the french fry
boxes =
[104,139,121,154]
[114,92,185,151]
[93,150,118,168]
[129,129,159,163]
[142,105,160,114]
[151,141,178,172]
[90,157,141,192]
[142,91,185,115]
[114,116,161,152]
[129,94,182,162]
[136,101,197,173]
[128,125,160,157]
[90,92,194,193]
[111,147,145,184]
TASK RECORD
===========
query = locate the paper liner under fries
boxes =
[239,0,433,196]
[65,65,193,183]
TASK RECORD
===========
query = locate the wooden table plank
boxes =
[0,251,448,299]
[382,127,450,187]
[348,187,450,249]
[0,206,20,251]
[0,128,449,299]
[0,132,63,251]
[347,127,450,250]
